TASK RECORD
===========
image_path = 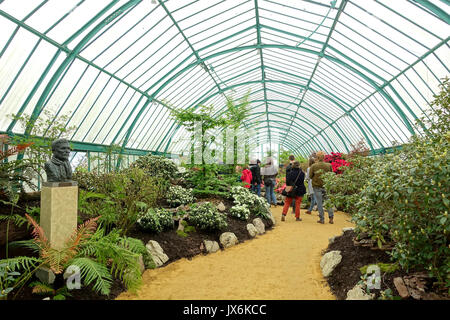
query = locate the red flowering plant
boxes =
[275,176,286,193]
[324,152,352,174]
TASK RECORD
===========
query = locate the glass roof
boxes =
[0,0,449,158]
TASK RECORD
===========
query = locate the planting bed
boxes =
[325,230,449,300]
[0,193,273,300]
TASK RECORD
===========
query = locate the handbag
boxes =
[282,171,301,198]
[263,177,273,187]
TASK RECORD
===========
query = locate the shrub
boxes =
[130,154,178,180]
[230,186,270,219]
[188,202,227,231]
[76,167,167,236]
[136,208,174,233]
[352,78,450,290]
[323,155,376,213]
[229,204,250,220]
[165,185,194,207]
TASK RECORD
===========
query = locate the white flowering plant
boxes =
[165,185,195,207]
[229,204,250,221]
[230,186,270,219]
[137,208,174,233]
[188,202,228,231]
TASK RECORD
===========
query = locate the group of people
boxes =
[238,151,334,225]
[281,151,334,224]
[237,157,279,207]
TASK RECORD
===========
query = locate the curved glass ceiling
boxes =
[0,0,449,157]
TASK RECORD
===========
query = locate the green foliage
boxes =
[185,165,241,198]
[76,168,166,236]
[176,220,196,238]
[188,202,228,231]
[352,79,450,290]
[130,154,178,180]
[231,186,271,219]
[136,208,174,233]
[0,261,22,299]
[323,155,376,213]
[165,185,195,207]
[229,204,250,221]
[74,228,146,294]
[359,263,399,275]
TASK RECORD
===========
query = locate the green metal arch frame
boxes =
[243,112,336,152]
[11,0,143,160]
[6,6,423,161]
[146,43,415,133]
[225,99,349,152]
[246,112,336,150]
[159,79,380,154]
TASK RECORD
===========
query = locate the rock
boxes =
[246,224,258,238]
[42,297,51,300]
[329,236,336,244]
[320,250,342,277]
[342,227,354,232]
[35,267,55,285]
[203,240,220,253]
[266,211,276,226]
[252,218,265,234]
[393,277,410,298]
[219,232,238,248]
[216,202,226,212]
[145,240,169,267]
[346,284,375,300]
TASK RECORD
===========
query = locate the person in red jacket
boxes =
[240,165,253,189]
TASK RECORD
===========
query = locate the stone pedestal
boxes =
[40,181,78,250]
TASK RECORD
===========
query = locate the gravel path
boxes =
[117,207,354,300]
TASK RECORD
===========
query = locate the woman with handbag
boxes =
[281,161,306,221]
[261,157,278,207]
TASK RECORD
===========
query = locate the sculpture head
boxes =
[51,139,71,162]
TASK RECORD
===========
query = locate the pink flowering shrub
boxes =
[324,152,351,174]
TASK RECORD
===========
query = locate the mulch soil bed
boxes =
[0,193,274,300]
[324,230,449,300]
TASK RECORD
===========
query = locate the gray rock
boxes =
[320,250,342,277]
[219,232,238,248]
[36,266,55,285]
[146,240,169,267]
[216,202,226,212]
[342,227,355,232]
[252,218,265,234]
[329,236,336,244]
[266,211,276,226]
[246,224,258,238]
[203,240,220,253]
[346,284,375,300]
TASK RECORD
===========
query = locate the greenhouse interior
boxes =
[0,0,449,303]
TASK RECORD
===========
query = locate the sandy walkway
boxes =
[117,206,354,300]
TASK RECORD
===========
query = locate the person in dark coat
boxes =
[249,159,261,196]
[281,161,306,221]
[285,155,296,214]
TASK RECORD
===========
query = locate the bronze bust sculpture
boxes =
[44,138,72,182]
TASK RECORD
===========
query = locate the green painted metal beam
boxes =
[411,0,450,24]
[0,131,178,158]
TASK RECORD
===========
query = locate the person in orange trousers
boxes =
[281,161,306,221]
